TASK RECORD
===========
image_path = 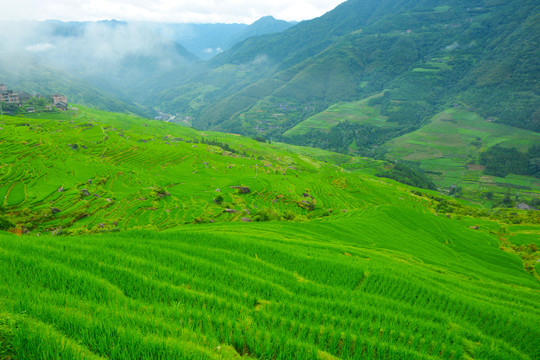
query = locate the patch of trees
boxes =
[376,162,436,190]
[0,103,21,116]
[284,121,418,155]
[479,144,540,178]
[199,138,239,154]
[0,205,13,231]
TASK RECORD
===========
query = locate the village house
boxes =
[17,92,32,103]
[54,101,68,111]
[7,93,19,104]
[51,93,67,104]
[0,82,68,110]
[0,89,13,102]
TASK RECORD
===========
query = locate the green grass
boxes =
[0,106,538,359]
[411,61,452,72]
[0,106,413,234]
[1,208,539,359]
[380,108,540,198]
[284,92,391,137]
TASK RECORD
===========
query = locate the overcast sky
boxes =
[0,0,346,23]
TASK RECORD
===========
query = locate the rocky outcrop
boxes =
[231,186,250,194]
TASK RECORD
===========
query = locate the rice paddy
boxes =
[0,107,539,359]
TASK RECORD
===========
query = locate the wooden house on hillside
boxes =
[51,93,67,104]
[0,90,9,102]
[54,101,68,111]
[17,92,32,103]
[7,93,19,104]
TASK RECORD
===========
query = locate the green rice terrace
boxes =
[0,107,539,359]
[380,108,540,197]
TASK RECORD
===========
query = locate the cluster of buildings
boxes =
[0,83,68,111]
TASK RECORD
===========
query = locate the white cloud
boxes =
[0,0,346,23]
[444,41,459,51]
[25,43,56,52]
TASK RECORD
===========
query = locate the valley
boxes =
[0,0,539,358]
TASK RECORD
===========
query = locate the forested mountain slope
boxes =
[157,0,539,141]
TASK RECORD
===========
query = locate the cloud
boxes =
[444,41,459,51]
[0,20,191,82]
[202,47,223,55]
[252,54,269,65]
[26,43,56,52]
[0,0,346,23]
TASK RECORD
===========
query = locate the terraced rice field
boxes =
[1,208,539,359]
[0,107,388,233]
[380,108,540,196]
[283,93,391,137]
[0,107,539,359]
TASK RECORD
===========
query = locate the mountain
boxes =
[0,20,201,116]
[0,106,538,359]
[156,0,539,142]
[153,17,295,60]
[225,16,296,50]
[142,0,540,200]
[1,0,538,199]
[1,3,539,357]
[0,59,151,117]
[154,22,248,60]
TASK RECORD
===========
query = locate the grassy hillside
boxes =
[1,211,539,359]
[0,62,151,118]
[284,93,391,137]
[379,108,540,197]
[0,106,355,233]
[155,0,539,155]
[0,106,539,359]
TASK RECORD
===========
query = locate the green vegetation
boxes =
[480,145,540,178]
[0,208,539,359]
[152,0,540,144]
[378,108,540,201]
[0,106,382,233]
[0,106,538,359]
[284,93,391,137]
[1,0,539,356]
[376,162,436,190]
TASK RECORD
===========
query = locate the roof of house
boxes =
[516,203,534,210]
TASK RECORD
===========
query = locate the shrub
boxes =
[0,217,14,231]
[253,209,282,222]
[282,210,296,221]
[214,195,224,205]
[376,162,436,190]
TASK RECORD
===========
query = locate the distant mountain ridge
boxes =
[1,0,538,148]
[152,16,295,60]
[157,0,539,140]
[0,16,296,115]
